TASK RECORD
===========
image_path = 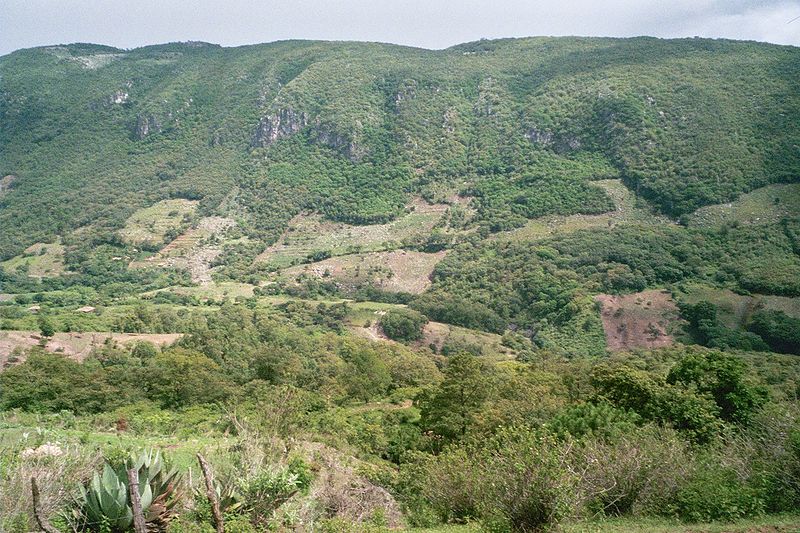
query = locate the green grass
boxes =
[0,240,65,278]
[688,183,800,229]
[561,515,800,533]
[118,199,198,248]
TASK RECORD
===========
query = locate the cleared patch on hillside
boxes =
[596,289,679,352]
[498,179,673,243]
[0,240,65,278]
[678,283,800,329]
[0,330,182,369]
[284,250,446,294]
[417,321,515,359]
[118,199,198,248]
[687,183,800,228]
[256,199,448,267]
[0,175,15,195]
[130,216,236,284]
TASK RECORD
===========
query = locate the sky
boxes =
[1,0,799,56]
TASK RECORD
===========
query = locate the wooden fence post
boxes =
[197,453,224,533]
[127,468,147,533]
[30,477,60,533]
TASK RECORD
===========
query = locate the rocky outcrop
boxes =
[0,175,16,194]
[135,114,162,139]
[394,79,417,111]
[109,90,129,105]
[251,107,309,147]
[525,127,554,146]
[315,123,367,162]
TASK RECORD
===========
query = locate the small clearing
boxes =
[417,321,515,359]
[596,289,679,352]
[0,240,65,278]
[678,283,800,329]
[0,175,16,195]
[687,183,800,228]
[130,216,236,284]
[256,198,448,267]
[499,179,673,243]
[0,330,182,369]
[118,199,198,248]
[284,250,446,294]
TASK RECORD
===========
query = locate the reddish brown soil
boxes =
[596,289,679,352]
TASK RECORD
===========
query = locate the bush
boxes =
[668,461,765,522]
[379,309,427,342]
[578,426,692,516]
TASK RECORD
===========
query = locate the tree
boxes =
[380,308,428,342]
[419,353,493,444]
[666,349,768,425]
[38,315,55,338]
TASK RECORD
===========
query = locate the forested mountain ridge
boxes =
[3,36,800,533]
[1,36,798,261]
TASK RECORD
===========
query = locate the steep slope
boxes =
[1,37,798,264]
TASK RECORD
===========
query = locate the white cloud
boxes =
[0,0,797,56]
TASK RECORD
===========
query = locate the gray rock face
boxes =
[0,175,16,194]
[252,108,309,147]
[315,124,366,162]
[135,114,162,139]
[525,127,554,146]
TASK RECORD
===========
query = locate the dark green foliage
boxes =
[680,301,770,352]
[379,308,427,342]
[748,310,800,355]
[666,350,769,425]
[0,352,114,414]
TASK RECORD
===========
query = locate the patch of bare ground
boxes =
[416,320,515,359]
[0,174,16,195]
[349,310,393,343]
[285,250,446,294]
[129,216,235,284]
[596,289,680,352]
[256,198,449,266]
[0,331,182,369]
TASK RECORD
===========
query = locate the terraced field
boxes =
[677,282,800,329]
[284,249,447,294]
[0,240,65,278]
[129,216,236,283]
[256,199,449,267]
[687,183,800,228]
[118,199,198,248]
[498,179,674,242]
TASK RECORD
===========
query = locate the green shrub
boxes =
[379,308,428,342]
[668,463,765,522]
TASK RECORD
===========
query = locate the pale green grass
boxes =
[562,515,800,533]
[679,282,800,329]
[688,183,800,228]
[0,240,65,278]
[118,198,198,247]
[498,179,673,243]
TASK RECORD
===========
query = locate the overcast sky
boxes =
[1,0,798,56]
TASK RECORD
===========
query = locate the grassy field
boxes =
[118,199,198,248]
[688,183,800,229]
[497,179,674,243]
[678,283,800,329]
[0,240,65,278]
[256,200,448,268]
[283,250,447,295]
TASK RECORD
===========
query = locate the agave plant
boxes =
[75,449,182,532]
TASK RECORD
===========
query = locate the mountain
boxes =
[0,36,799,354]
[3,37,800,532]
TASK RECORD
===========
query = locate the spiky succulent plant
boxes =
[75,449,181,532]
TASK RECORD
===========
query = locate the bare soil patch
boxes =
[0,330,182,369]
[285,250,446,294]
[596,289,679,352]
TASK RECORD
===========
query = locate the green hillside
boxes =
[1,37,800,533]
